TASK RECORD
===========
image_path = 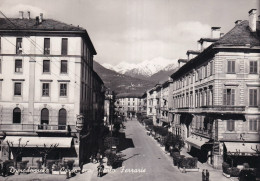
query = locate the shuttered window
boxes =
[249,61,258,74]
[227,120,235,131]
[14,83,21,96]
[249,119,258,131]
[227,60,235,73]
[223,89,235,105]
[43,60,50,73]
[249,89,257,106]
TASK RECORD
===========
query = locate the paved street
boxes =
[89,119,229,181]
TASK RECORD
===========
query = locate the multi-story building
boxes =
[169,9,260,168]
[115,93,142,118]
[0,12,104,166]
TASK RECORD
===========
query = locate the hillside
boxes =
[93,61,155,94]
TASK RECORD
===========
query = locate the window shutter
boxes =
[254,62,258,73]
[249,89,253,106]
[254,89,257,106]
[250,61,253,73]
[223,89,227,105]
[231,89,235,105]
[232,61,235,73]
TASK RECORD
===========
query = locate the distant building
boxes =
[0,11,104,165]
[115,93,143,118]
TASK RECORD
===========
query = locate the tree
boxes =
[6,138,28,169]
[34,143,59,167]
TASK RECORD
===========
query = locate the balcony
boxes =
[191,128,213,139]
[36,124,69,133]
[0,124,70,133]
[200,105,246,113]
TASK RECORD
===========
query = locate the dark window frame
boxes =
[43,60,50,73]
[15,59,22,73]
[61,38,68,55]
[13,107,21,124]
[227,119,235,131]
[61,60,68,73]
[44,38,50,55]
[42,83,50,96]
[14,82,22,96]
[60,83,67,96]
[223,89,235,105]
[16,38,22,54]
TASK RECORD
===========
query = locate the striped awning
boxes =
[224,142,260,155]
[185,136,210,149]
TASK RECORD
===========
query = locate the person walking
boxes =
[206,169,210,181]
[202,169,206,181]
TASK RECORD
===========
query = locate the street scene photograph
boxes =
[0,0,259,180]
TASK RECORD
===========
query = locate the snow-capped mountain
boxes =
[102,57,178,77]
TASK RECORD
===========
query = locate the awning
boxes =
[224,142,260,155]
[185,136,210,149]
[3,136,73,148]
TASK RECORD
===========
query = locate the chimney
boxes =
[27,11,30,19]
[39,13,43,23]
[36,16,39,25]
[197,41,201,51]
[249,9,257,32]
[220,33,224,37]
[211,27,221,38]
[19,11,24,19]
[235,20,242,25]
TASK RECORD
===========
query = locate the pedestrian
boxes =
[96,151,101,163]
[206,169,210,181]
[202,169,206,181]
[80,162,84,174]
[2,163,7,177]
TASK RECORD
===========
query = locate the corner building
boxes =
[0,12,104,166]
[170,9,260,168]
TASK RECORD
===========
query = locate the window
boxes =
[223,89,235,105]
[0,59,2,73]
[227,60,235,73]
[249,89,257,106]
[41,108,49,124]
[205,65,207,78]
[44,38,50,55]
[61,60,68,73]
[15,59,22,73]
[14,82,21,96]
[60,83,67,96]
[16,38,22,54]
[249,61,258,74]
[61,38,68,55]
[58,108,67,130]
[210,61,213,76]
[42,83,50,96]
[13,108,21,123]
[43,60,50,73]
[249,119,259,131]
[227,120,235,131]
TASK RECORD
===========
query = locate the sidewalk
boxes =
[139,121,230,181]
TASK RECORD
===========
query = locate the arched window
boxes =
[13,108,21,123]
[41,108,49,125]
[58,108,67,128]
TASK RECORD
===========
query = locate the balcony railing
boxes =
[191,128,213,139]
[171,105,245,113]
[0,124,70,133]
[36,124,68,132]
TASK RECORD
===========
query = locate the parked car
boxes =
[239,169,256,181]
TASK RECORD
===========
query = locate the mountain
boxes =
[102,57,178,78]
[93,60,155,95]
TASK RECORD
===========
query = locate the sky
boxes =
[0,0,259,65]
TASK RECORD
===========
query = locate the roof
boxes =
[0,18,97,54]
[186,50,200,55]
[178,59,188,63]
[198,38,219,43]
[116,92,143,98]
[214,20,260,46]
[171,20,260,79]
[0,18,85,31]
